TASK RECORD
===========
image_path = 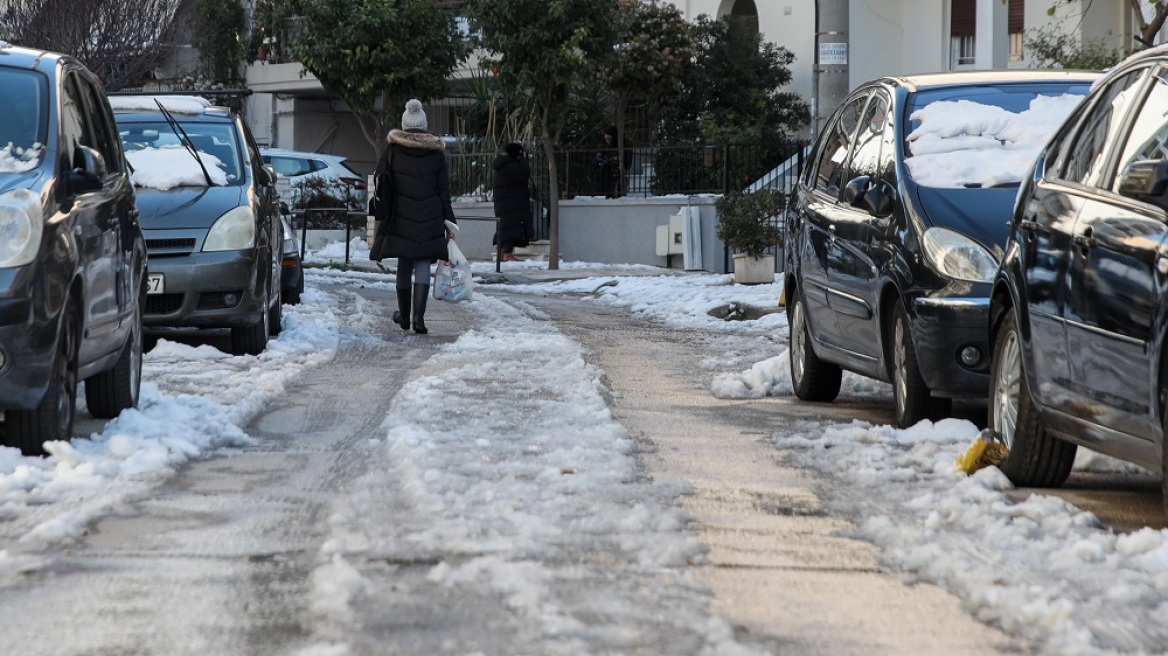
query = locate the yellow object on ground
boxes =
[955,430,1009,475]
[778,287,785,307]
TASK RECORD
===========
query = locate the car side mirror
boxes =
[261,164,277,186]
[865,180,897,219]
[843,176,871,207]
[279,201,290,216]
[68,145,106,194]
[843,175,896,219]
[1117,159,1168,211]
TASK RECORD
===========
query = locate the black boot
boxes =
[392,286,411,330]
[412,284,429,334]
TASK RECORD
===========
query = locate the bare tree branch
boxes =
[0,0,183,90]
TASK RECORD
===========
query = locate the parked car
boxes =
[0,45,147,454]
[988,49,1168,507]
[111,94,283,355]
[785,70,1099,428]
[260,147,366,209]
[279,213,304,305]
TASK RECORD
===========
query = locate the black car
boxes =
[785,70,1098,428]
[0,45,147,454]
[111,95,283,355]
[988,49,1168,507]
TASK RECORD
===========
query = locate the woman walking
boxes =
[372,99,456,334]
[492,142,531,262]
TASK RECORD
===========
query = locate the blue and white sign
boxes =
[819,42,848,65]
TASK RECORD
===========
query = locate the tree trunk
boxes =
[540,126,560,270]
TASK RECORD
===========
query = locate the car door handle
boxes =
[1018,219,1050,234]
[1073,231,1095,250]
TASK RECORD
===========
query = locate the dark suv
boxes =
[0,45,147,454]
[111,95,282,355]
[785,70,1098,428]
[989,49,1168,509]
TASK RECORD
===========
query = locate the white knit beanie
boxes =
[401,99,428,131]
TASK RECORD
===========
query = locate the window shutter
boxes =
[1009,0,1024,33]
[951,0,976,37]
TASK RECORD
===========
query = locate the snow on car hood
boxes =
[134,184,248,230]
[125,145,229,189]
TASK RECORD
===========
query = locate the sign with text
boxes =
[819,42,848,65]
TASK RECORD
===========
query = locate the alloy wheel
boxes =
[992,329,1021,449]
[790,300,806,383]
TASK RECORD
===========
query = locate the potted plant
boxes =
[715,188,786,284]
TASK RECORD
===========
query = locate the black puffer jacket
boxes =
[377,129,455,261]
[492,154,531,250]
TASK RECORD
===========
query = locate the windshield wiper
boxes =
[154,99,213,187]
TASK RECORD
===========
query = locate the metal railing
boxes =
[447,141,807,242]
[291,207,507,272]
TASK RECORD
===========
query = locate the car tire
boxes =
[85,300,142,419]
[891,300,943,428]
[282,284,300,306]
[788,289,842,402]
[6,300,80,455]
[230,286,270,356]
[990,311,1076,487]
[269,288,282,336]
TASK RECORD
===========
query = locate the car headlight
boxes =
[0,189,43,268]
[203,205,255,252]
[921,227,998,283]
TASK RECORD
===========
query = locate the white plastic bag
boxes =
[433,239,474,302]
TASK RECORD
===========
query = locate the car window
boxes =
[75,73,121,173]
[903,81,1094,188]
[60,74,87,162]
[1110,70,1168,192]
[846,94,889,181]
[0,69,46,170]
[1060,69,1146,187]
[813,93,867,195]
[119,120,241,185]
[267,155,312,176]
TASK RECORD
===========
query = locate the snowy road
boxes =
[2,261,1168,655]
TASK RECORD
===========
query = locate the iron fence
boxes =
[447,140,808,243]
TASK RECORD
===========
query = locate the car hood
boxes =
[910,183,1014,251]
[134,185,247,229]
[0,169,45,195]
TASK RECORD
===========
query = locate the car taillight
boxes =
[341,176,365,191]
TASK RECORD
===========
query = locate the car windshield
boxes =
[904,81,1094,188]
[119,120,242,189]
[0,69,46,172]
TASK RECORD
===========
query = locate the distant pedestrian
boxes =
[371,99,456,334]
[492,142,531,262]
[595,126,618,197]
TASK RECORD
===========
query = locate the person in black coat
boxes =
[492,142,531,262]
[370,99,456,334]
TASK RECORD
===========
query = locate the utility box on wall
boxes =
[655,214,685,257]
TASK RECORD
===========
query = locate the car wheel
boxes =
[283,284,301,306]
[788,289,841,402]
[891,301,938,428]
[85,300,142,418]
[230,286,270,356]
[989,311,1075,487]
[6,301,80,455]
[269,288,283,336]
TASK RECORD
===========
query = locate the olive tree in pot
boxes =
[714,188,786,284]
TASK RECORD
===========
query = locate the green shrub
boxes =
[714,189,786,258]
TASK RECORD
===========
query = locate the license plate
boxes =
[146,273,164,294]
